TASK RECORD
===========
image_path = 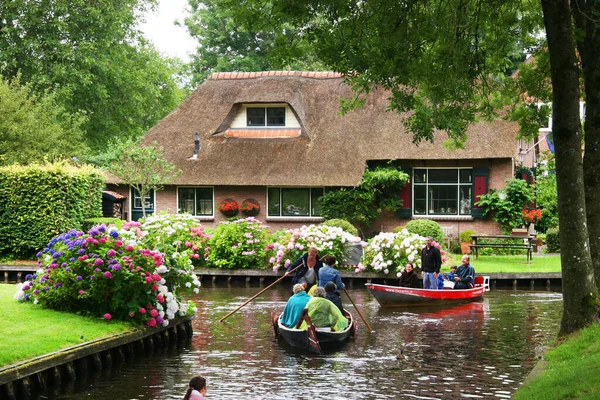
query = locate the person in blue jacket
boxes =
[318,255,345,290]
[280,283,311,328]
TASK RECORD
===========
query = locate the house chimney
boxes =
[191,131,200,159]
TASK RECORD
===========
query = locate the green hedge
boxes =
[545,227,560,253]
[82,217,125,231]
[404,219,444,244]
[322,218,359,236]
[0,163,103,258]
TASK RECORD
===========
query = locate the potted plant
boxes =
[240,198,261,216]
[522,208,542,235]
[218,198,239,217]
[459,229,476,255]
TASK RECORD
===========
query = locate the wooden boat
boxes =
[366,276,490,307]
[271,310,356,354]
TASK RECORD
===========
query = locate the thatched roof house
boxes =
[108,71,522,235]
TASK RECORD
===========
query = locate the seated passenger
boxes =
[318,255,345,290]
[302,287,348,332]
[453,255,476,289]
[446,265,458,281]
[324,281,345,315]
[280,283,311,328]
[398,263,419,288]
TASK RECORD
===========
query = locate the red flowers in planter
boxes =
[218,199,239,216]
[240,198,261,216]
[522,208,542,224]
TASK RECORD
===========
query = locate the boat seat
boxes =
[474,275,491,291]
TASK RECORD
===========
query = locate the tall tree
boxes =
[0,75,87,165]
[219,0,599,334]
[0,0,184,151]
[183,0,324,85]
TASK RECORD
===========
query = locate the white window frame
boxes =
[412,168,473,217]
[246,106,286,127]
[131,188,155,210]
[176,186,214,217]
[266,187,324,218]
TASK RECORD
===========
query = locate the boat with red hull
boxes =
[366,276,489,307]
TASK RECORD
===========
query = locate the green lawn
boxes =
[0,284,134,367]
[443,254,561,274]
[513,323,600,400]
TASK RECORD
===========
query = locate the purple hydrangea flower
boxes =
[109,230,119,238]
[25,294,30,301]
[65,267,71,272]
[43,286,50,291]
[78,248,86,255]
[54,283,62,288]
[76,276,83,281]
[36,252,43,258]
[33,289,40,295]
[94,258,104,266]
[25,274,32,281]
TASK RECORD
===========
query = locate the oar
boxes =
[343,288,374,333]
[219,263,304,323]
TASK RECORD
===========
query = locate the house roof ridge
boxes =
[208,71,343,80]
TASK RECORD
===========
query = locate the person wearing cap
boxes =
[318,255,345,290]
[324,281,345,315]
[286,246,323,288]
[280,283,311,328]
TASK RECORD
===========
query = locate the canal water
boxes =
[41,287,562,400]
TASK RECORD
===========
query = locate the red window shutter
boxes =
[472,168,489,218]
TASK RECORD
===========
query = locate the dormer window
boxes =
[247,107,286,127]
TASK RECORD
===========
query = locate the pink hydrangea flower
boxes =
[125,245,134,252]
[146,318,157,327]
[78,290,85,295]
[103,271,112,279]
[138,307,147,314]
[156,295,164,303]
[150,309,159,317]
[103,313,112,320]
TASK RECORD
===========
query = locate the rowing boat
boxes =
[271,310,356,353]
[366,276,489,307]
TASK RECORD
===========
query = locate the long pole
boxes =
[343,288,374,333]
[219,263,303,323]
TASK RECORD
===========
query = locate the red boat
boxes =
[365,276,489,307]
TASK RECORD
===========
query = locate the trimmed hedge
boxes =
[322,218,359,236]
[404,219,444,244]
[82,217,125,231]
[0,163,103,258]
[545,227,560,253]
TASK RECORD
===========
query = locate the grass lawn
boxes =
[513,323,600,400]
[0,284,135,367]
[443,254,561,274]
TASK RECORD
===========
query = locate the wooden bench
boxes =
[471,235,535,263]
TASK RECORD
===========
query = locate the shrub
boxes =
[267,225,365,272]
[475,178,534,233]
[207,217,270,269]
[450,240,462,255]
[0,163,103,258]
[82,218,124,231]
[545,227,560,253]
[361,228,447,276]
[404,219,444,244]
[460,229,476,243]
[322,219,359,236]
[14,225,197,326]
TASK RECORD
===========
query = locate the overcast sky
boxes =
[139,0,197,62]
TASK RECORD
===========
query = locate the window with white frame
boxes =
[133,189,153,209]
[267,187,323,217]
[413,168,472,216]
[538,101,586,132]
[247,107,286,127]
[178,187,213,216]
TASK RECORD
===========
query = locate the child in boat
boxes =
[444,265,458,289]
[183,375,207,400]
[324,281,345,314]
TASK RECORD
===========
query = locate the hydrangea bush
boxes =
[206,217,270,269]
[268,225,366,273]
[14,224,196,327]
[362,229,448,276]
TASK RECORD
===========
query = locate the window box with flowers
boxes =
[240,198,261,216]
[218,198,239,217]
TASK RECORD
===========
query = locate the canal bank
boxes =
[0,317,193,399]
[1,264,563,291]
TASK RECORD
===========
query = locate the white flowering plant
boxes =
[267,224,367,272]
[362,229,448,276]
[206,217,271,269]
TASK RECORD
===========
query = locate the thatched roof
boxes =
[140,71,518,186]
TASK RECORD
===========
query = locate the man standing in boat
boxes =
[421,236,442,289]
[454,254,475,289]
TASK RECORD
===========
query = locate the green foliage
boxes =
[184,0,325,86]
[83,218,125,231]
[536,153,559,233]
[392,226,406,233]
[108,143,181,219]
[0,0,185,151]
[0,75,87,165]
[459,229,476,243]
[405,219,444,244]
[475,178,534,234]
[546,228,560,253]
[0,163,103,258]
[207,217,270,269]
[321,219,359,236]
[320,167,409,228]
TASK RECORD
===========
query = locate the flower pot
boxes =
[240,198,260,216]
[221,209,239,217]
[460,242,471,255]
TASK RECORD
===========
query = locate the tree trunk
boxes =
[572,0,600,291]
[541,0,598,336]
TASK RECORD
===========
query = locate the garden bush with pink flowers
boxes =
[15,222,197,327]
